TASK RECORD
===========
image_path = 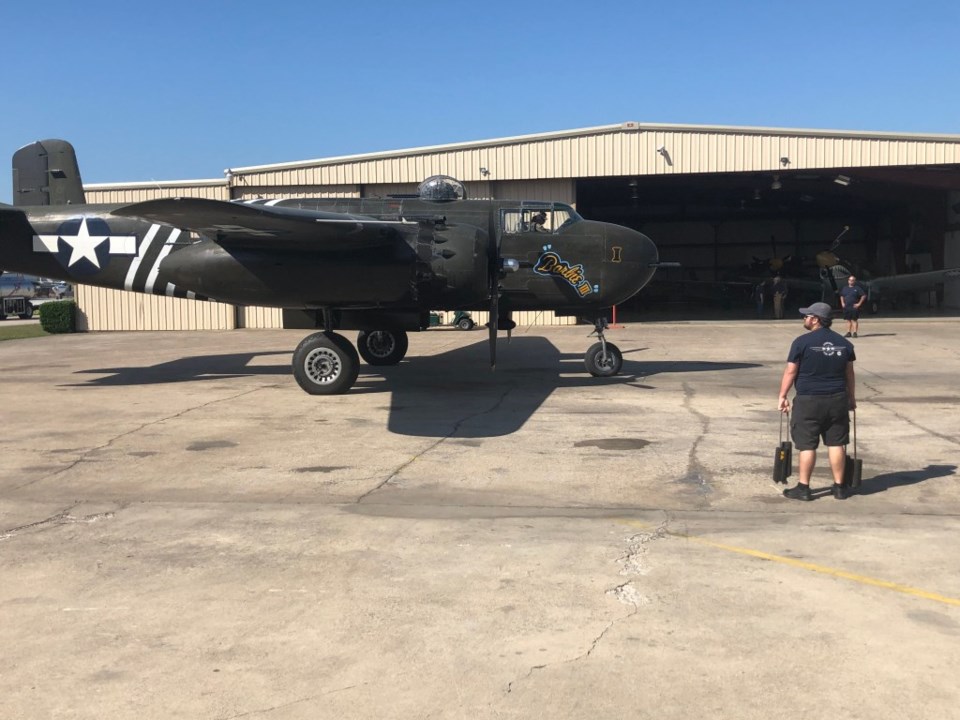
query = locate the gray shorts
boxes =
[791,393,850,450]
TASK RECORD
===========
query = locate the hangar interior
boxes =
[576,165,960,317]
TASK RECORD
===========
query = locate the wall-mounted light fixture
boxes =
[780,156,791,167]
[656,145,673,166]
[479,167,490,177]
[834,174,852,186]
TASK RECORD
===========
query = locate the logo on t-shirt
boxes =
[813,342,844,357]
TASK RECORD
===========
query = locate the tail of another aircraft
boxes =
[12,139,85,207]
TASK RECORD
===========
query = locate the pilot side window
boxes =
[501,207,556,234]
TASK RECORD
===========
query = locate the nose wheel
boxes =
[584,317,622,377]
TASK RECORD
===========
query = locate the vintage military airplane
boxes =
[813,226,960,312]
[0,140,662,394]
[736,225,960,313]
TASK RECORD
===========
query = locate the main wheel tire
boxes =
[585,341,623,377]
[356,329,408,366]
[292,332,360,395]
[19,307,34,320]
[457,317,474,331]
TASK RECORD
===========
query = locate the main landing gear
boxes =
[290,319,622,395]
[292,329,409,395]
[584,317,623,377]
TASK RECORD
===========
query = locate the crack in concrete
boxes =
[9,386,269,492]
[869,400,960,446]
[614,520,670,579]
[680,383,712,500]
[355,386,514,503]
[505,615,630,695]
[216,684,362,719]
[0,505,116,541]
[506,518,670,694]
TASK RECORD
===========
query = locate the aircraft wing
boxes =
[112,197,417,250]
[868,267,960,294]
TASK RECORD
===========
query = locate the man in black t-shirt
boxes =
[777,302,857,500]
[839,275,866,337]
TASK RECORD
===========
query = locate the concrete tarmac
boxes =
[1,318,958,719]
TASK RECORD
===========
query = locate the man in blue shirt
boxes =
[839,275,866,337]
[777,302,857,500]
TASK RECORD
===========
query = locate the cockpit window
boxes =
[501,203,581,234]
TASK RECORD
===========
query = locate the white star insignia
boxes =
[63,218,110,268]
[32,219,137,268]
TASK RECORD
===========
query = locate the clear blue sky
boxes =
[2,0,958,203]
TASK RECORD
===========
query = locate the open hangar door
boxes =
[576,165,960,319]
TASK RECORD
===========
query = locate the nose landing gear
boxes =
[584,316,623,377]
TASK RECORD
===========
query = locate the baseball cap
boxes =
[799,302,833,320]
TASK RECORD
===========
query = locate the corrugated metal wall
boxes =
[84,182,229,204]
[237,306,284,329]
[77,286,235,331]
[235,185,360,201]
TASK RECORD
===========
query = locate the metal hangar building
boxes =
[79,122,960,331]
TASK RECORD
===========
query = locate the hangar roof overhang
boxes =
[227,121,960,174]
[220,122,960,190]
[81,122,960,192]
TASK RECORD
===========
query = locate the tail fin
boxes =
[12,139,85,206]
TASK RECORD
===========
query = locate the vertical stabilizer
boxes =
[12,139,85,206]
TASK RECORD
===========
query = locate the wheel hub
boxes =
[304,347,341,384]
[366,331,396,358]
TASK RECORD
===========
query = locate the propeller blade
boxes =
[487,230,501,370]
[488,285,498,370]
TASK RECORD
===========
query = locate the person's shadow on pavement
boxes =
[855,464,956,496]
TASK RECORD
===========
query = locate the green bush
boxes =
[39,300,77,334]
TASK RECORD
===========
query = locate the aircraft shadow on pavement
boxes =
[69,351,292,385]
[360,339,760,437]
[65,339,759,438]
[855,463,956,496]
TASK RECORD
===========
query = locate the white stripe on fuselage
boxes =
[124,224,161,291]
[144,229,181,294]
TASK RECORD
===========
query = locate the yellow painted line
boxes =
[618,519,960,608]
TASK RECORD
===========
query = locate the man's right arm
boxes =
[778,362,799,412]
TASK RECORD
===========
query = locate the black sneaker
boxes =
[783,484,812,501]
[852,332,858,338]
[844,332,852,338]
[833,484,849,500]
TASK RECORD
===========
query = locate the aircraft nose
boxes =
[604,223,658,306]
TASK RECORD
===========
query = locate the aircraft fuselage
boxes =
[1,196,657,326]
